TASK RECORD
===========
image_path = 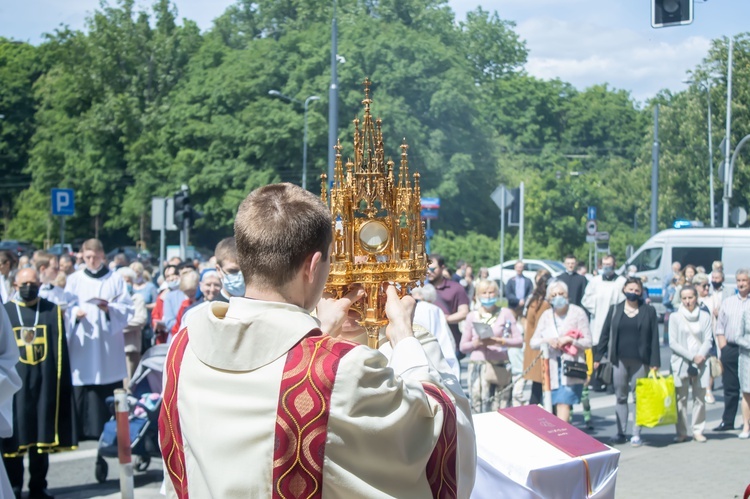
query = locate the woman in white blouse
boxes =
[530,280,592,423]
[669,285,713,443]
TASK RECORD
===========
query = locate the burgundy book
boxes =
[498,405,609,457]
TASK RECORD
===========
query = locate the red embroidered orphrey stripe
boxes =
[422,383,459,499]
[158,328,191,499]
[273,332,356,499]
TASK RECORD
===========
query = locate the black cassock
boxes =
[2,298,77,456]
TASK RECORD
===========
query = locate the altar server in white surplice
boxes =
[159,184,476,499]
[64,239,133,440]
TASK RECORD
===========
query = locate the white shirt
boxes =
[64,269,134,385]
[414,300,461,379]
[582,275,626,345]
[39,283,66,308]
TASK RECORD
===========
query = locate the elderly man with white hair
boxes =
[411,283,461,380]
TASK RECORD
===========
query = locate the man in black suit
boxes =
[558,254,588,307]
[504,260,533,309]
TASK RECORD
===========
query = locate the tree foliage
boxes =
[1,0,748,269]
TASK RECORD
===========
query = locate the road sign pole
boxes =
[160,198,167,277]
[519,181,525,260]
[499,188,505,300]
[425,219,431,255]
[60,216,65,246]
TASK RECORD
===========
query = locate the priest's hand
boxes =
[693,354,706,365]
[76,309,87,319]
[384,285,416,346]
[97,303,109,313]
[317,285,365,337]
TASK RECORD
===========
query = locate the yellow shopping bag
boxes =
[635,370,678,428]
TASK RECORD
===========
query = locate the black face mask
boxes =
[711,281,722,290]
[19,283,40,302]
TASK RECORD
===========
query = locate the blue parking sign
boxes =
[51,188,75,216]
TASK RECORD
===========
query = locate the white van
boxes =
[622,228,750,316]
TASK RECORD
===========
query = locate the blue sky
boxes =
[1,0,748,103]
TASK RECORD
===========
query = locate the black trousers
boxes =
[4,448,49,493]
[73,381,123,440]
[720,343,740,425]
[529,381,543,406]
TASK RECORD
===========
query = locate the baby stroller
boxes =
[95,344,168,483]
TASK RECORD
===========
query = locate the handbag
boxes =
[483,361,512,387]
[562,360,588,380]
[708,356,723,378]
[596,361,613,385]
[635,370,678,428]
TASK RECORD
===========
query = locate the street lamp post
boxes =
[268,90,320,190]
[685,78,715,226]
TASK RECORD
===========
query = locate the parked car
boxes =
[487,259,565,286]
[106,246,153,265]
[47,243,75,256]
[0,240,37,257]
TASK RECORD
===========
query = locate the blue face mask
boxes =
[479,297,497,308]
[223,271,246,297]
[126,284,133,295]
[551,296,568,310]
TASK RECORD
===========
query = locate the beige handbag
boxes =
[483,361,512,387]
[708,356,723,378]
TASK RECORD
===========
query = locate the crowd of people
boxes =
[0,237,246,498]
[413,251,750,449]
[0,185,749,497]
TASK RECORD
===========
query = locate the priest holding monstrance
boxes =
[159,81,476,498]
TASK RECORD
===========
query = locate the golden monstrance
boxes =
[321,78,428,349]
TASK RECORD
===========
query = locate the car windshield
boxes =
[543,260,565,273]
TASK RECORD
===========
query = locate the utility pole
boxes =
[651,105,659,236]
[723,38,733,228]
[328,0,338,185]
[518,181,525,260]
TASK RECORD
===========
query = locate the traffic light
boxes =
[508,187,521,226]
[173,191,189,225]
[651,0,693,28]
[173,189,203,228]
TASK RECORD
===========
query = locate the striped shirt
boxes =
[716,293,750,343]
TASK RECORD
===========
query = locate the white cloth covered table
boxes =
[471,410,619,499]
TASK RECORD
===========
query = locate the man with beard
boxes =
[3,268,77,499]
[427,254,470,360]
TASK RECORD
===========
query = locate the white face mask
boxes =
[167,279,180,291]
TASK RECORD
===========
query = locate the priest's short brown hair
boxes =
[81,238,105,253]
[234,183,331,289]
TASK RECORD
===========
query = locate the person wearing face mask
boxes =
[151,264,179,344]
[63,238,134,441]
[158,265,189,344]
[3,268,77,499]
[460,279,523,413]
[530,280,592,425]
[594,277,660,447]
[669,285,713,443]
[214,237,245,301]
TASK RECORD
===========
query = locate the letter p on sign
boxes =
[51,188,75,216]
